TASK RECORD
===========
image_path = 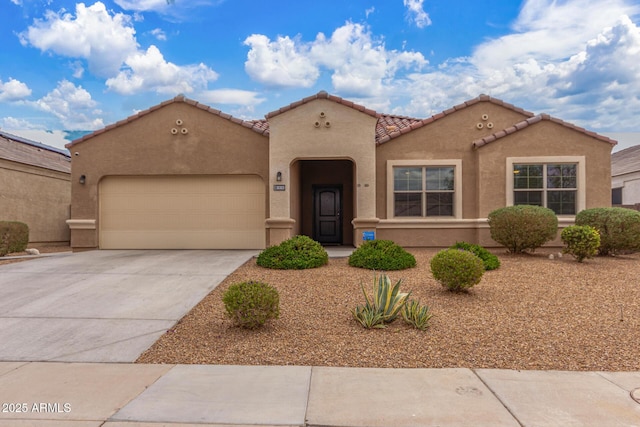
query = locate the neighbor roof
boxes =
[612,144,640,176]
[0,130,70,173]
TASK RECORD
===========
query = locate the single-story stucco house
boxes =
[65,91,616,251]
[612,144,640,208]
[0,130,71,245]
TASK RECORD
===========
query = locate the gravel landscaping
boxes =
[137,248,640,371]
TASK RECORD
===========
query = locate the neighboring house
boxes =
[65,92,615,251]
[611,144,640,208]
[0,130,71,245]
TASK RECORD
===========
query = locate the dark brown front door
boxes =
[313,186,342,244]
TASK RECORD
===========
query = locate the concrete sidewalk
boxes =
[0,362,638,426]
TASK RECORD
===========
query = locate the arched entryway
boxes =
[290,159,355,246]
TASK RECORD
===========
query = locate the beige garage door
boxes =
[99,175,265,249]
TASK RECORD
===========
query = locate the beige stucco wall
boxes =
[376,101,530,220]
[476,120,613,217]
[375,101,531,247]
[267,99,378,245]
[0,159,70,244]
[67,101,269,249]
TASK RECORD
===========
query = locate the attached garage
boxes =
[99,175,266,249]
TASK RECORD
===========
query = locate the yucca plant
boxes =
[352,305,386,329]
[402,299,433,331]
[352,273,410,329]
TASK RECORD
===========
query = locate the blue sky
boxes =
[2,0,640,151]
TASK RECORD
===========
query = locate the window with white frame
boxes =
[393,166,455,217]
[512,163,578,215]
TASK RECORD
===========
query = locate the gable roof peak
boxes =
[472,113,617,148]
[265,91,379,119]
[67,95,268,147]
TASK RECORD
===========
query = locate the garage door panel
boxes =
[99,175,265,249]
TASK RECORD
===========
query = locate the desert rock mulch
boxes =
[137,249,640,371]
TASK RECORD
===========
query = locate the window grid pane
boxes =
[394,167,422,191]
[513,163,577,214]
[393,166,455,217]
[426,167,454,191]
[394,193,422,216]
[426,193,453,216]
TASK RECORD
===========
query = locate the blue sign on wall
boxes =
[362,231,375,241]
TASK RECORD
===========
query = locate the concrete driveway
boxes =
[0,250,257,362]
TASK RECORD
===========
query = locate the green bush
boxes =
[487,205,558,253]
[352,273,410,329]
[348,240,416,270]
[561,225,600,262]
[575,207,640,255]
[430,248,484,292]
[257,235,328,269]
[0,221,29,257]
[450,241,500,270]
[222,281,280,329]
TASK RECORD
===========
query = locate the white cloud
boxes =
[150,28,167,41]
[392,0,640,132]
[403,0,432,28]
[472,0,638,71]
[20,2,138,77]
[311,23,427,97]
[20,2,219,96]
[198,89,266,107]
[0,78,32,101]
[114,0,169,13]
[244,22,426,97]
[106,45,218,95]
[1,117,41,130]
[31,80,104,130]
[244,34,319,88]
[10,0,22,5]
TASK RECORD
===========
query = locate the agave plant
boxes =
[352,273,410,329]
[402,299,433,331]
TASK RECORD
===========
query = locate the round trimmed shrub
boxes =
[222,281,280,329]
[575,207,640,255]
[561,225,600,262]
[257,235,328,269]
[0,221,29,257]
[348,239,416,270]
[487,205,558,253]
[450,241,500,270]
[430,249,484,291]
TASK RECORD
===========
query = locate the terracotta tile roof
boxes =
[65,92,615,150]
[66,95,269,148]
[376,114,423,142]
[375,94,535,145]
[472,114,618,149]
[612,144,640,176]
[0,131,70,174]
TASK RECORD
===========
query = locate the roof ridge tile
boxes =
[473,114,617,148]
